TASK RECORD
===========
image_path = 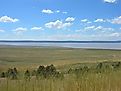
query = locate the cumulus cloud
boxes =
[81,19,88,22]
[42,9,67,14]
[94,26,114,31]
[94,19,106,22]
[104,0,117,3]
[81,19,91,24]
[42,9,54,14]
[111,16,121,24]
[93,16,121,24]
[81,16,121,25]
[65,17,75,22]
[0,29,5,32]
[0,16,19,23]
[109,32,121,37]
[84,25,114,31]
[13,27,27,33]
[63,22,72,27]
[31,27,44,31]
[45,20,72,29]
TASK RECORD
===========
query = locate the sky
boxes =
[0,0,121,41]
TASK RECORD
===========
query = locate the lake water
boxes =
[0,41,121,50]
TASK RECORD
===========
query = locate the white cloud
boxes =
[56,10,60,13]
[62,12,67,14]
[109,32,121,37]
[0,29,5,32]
[104,0,117,3]
[42,9,67,14]
[13,27,27,33]
[45,20,72,29]
[94,19,106,22]
[94,26,104,30]
[81,19,91,24]
[94,26,114,31]
[0,16,19,23]
[63,22,72,27]
[42,9,54,14]
[84,26,95,30]
[81,19,88,22]
[65,17,75,22]
[31,27,44,31]
[94,16,121,24]
[111,16,121,24]
[84,25,114,31]
[81,16,121,25]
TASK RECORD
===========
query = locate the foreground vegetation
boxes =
[1,47,121,91]
[1,61,121,91]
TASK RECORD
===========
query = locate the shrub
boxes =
[112,62,121,69]
[36,65,45,78]
[0,72,5,78]
[24,70,31,81]
[6,68,18,79]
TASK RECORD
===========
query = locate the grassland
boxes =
[1,47,121,91]
[0,47,121,70]
[1,71,121,91]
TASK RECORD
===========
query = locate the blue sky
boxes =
[0,0,121,40]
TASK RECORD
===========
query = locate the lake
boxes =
[0,41,121,49]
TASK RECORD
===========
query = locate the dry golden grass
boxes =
[1,70,121,91]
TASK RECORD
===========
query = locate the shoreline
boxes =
[0,44,121,51]
[0,40,121,43]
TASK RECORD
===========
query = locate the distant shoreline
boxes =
[0,45,121,51]
[0,41,121,50]
[0,40,121,43]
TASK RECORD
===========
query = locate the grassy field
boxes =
[1,47,121,91]
[0,47,121,70]
[1,71,121,91]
